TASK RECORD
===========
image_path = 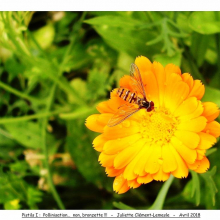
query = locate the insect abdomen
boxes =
[117,88,137,103]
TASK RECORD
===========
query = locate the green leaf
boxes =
[0,129,15,146]
[4,58,26,82]
[84,15,142,29]
[190,33,210,67]
[4,121,43,149]
[87,69,110,101]
[113,202,135,210]
[205,48,217,65]
[202,86,220,108]
[68,78,87,104]
[94,26,158,57]
[10,161,30,176]
[110,52,133,87]
[189,12,220,35]
[27,187,43,209]
[176,12,192,34]
[86,15,159,57]
[59,43,92,72]
[207,145,220,209]
[0,169,27,204]
[31,24,55,49]
[66,120,112,191]
[200,166,218,206]
[0,128,24,160]
[183,167,218,208]
[182,180,197,204]
[206,148,217,157]
[190,171,200,206]
[153,52,182,67]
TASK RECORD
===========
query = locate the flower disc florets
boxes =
[139,108,178,144]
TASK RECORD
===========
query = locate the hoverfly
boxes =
[108,63,154,127]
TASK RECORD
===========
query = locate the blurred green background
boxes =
[0,11,220,210]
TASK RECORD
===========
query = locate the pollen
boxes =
[140,108,179,144]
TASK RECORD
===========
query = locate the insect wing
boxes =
[130,63,146,97]
[107,105,140,127]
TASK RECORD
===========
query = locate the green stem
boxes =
[0,81,43,104]
[46,75,86,106]
[0,128,13,138]
[215,34,220,87]
[60,12,87,69]
[149,175,174,210]
[0,108,68,124]
[41,85,65,210]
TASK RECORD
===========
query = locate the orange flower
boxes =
[85,56,220,194]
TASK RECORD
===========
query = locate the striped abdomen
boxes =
[117,88,137,104]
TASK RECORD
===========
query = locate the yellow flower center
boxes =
[140,108,179,145]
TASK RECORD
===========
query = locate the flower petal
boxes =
[202,102,220,122]
[96,101,113,113]
[127,179,141,189]
[175,130,200,149]
[162,144,177,173]
[197,132,216,150]
[113,174,130,194]
[123,145,151,180]
[169,144,189,178]
[119,75,134,92]
[174,97,198,117]
[107,96,126,113]
[163,73,185,111]
[137,174,153,184]
[104,120,140,139]
[134,144,153,176]
[152,61,166,107]
[196,149,206,160]
[152,167,170,181]
[187,160,201,170]
[165,63,181,76]
[145,144,161,174]
[178,116,207,132]
[171,137,197,164]
[93,134,108,152]
[142,70,159,106]
[203,121,220,138]
[187,80,205,100]
[98,153,115,167]
[103,133,142,154]
[182,73,194,90]
[165,81,189,113]
[179,100,204,121]
[114,139,145,169]
[194,157,210,173]
[135,56,152,73]
[85,114,106,133]
[105,167,124,177]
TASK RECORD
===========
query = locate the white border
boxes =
[1,0,220,11]
[0,210,218,220]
